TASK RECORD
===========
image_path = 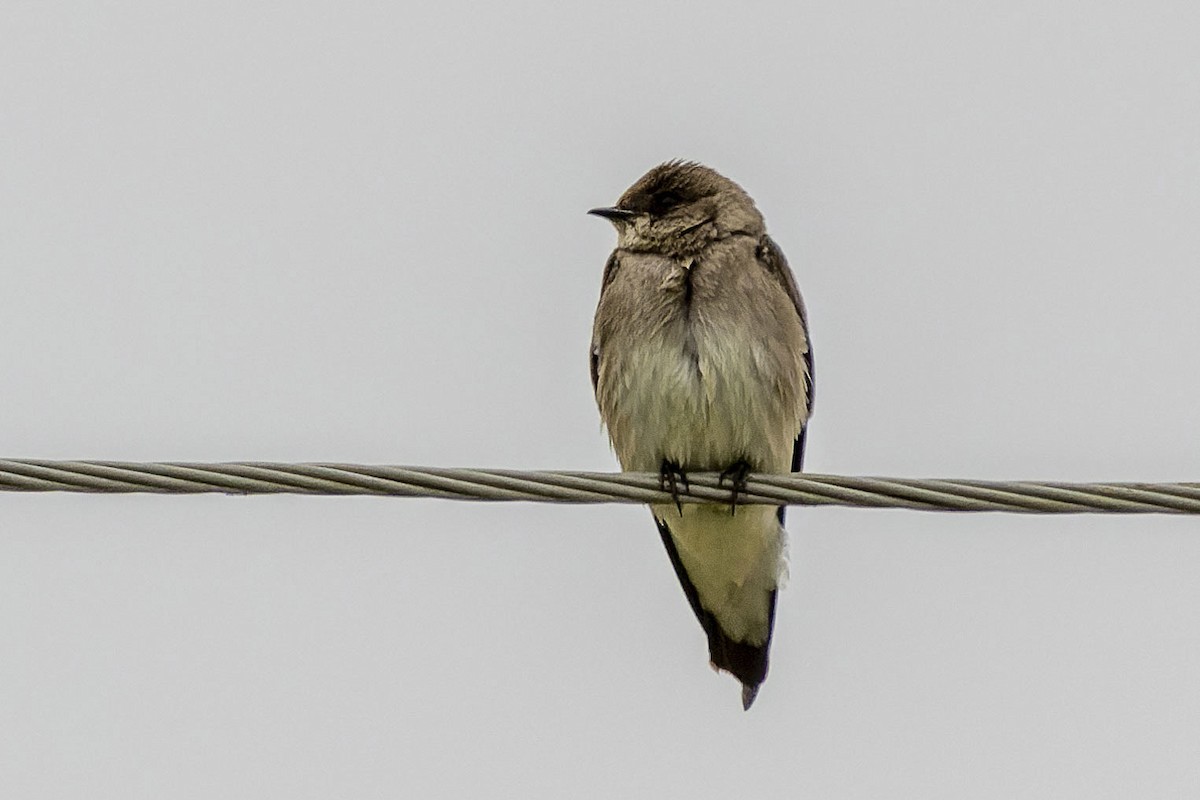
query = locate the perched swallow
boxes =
[589,161,813,709]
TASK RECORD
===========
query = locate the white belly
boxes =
[607,324,797,475]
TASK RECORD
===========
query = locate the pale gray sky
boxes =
[3,2,1200,797]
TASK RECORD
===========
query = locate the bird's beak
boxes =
[588,206,638,222]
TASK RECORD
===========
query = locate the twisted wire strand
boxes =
[0,460,1198,514]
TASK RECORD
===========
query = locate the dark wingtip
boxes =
[741,683,761,710]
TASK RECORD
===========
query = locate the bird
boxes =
[588,161,813,709]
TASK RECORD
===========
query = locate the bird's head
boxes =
[589,161,764,255]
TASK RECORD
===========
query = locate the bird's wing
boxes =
[756,235,813,418]
[756,235,814,500]
[590,250,622,394]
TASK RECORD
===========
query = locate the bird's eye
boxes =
[648,190,684,215]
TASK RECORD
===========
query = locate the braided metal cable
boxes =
[1,460,1198,513]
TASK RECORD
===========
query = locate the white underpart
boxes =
[609,308,802,646]
[611,317,800,474]
[652,503,786,645]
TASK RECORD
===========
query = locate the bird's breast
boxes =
[604,281,795,474]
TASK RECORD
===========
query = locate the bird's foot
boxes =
[659,459,689,516]
[718,459,753,516]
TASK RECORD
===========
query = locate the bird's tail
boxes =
[654,517,778,709]
[702,589,777,709]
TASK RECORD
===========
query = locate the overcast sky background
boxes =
[3,2,1200,797]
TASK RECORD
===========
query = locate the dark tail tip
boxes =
[707,626,771,706]
[654,516,778,709]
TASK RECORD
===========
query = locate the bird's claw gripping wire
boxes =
[718,459,753,515]
[659,459,690,515]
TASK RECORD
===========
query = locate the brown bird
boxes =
[589,161,813,709]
